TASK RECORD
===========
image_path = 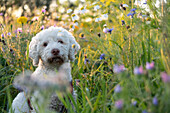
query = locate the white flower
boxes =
[67,9,72,13]
[79,6,87,14]
[71,14,79,21]
[74,22,79,26]
[123,4,129,7]
[102,13,108,20]
[94,5,100,11]
[95,17,102,22]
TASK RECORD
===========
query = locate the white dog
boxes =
[10,26,80,113]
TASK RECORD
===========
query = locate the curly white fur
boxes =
[10,26,80,113]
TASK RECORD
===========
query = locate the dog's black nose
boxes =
[51,49,60,55]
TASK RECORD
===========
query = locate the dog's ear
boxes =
[29,37,39,66]
[69,35,80,62]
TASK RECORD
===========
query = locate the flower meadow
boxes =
[0,0,170,113]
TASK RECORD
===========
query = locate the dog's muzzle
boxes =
[48,56,64,64]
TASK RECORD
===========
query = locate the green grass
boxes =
[0,0,170,113]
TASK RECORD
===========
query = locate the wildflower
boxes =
[42,8,46,14]
[41,25,44,30]
[103,28,108,33]
[131,100,137,106]
[0,13,3,16]
[134,66,144,75]
[115,100,123,109]
[113,64,125,74]
[114,84,122,93]
[103,27,114,34]
[146,61,154,70]
[75,79,80,86]
[142,110,148,113]
[79,6,87,14]
[7,32,11,36]
[120,3,128,11]
[121,20,125,25]
[152,96,158,106]
[10,48,14,54]
[32,17,39,21]
[95,18,102,22]
[99,53,105,60]
[127,8,137,18]
[84,58,90,64]
[94,5,100,11]
[79,33,85,39]
[17,28,22,33]
[67,9,72,13]
[102,13,108,20]
[161,72,170,83]
[71,14,79,21]
[1,34,4,38]
[17,16,27,24]
[90,29,93,32]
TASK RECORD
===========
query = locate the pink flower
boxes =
[115,100,123,109]
[146,61,154,70]
[17,28,22,33]
[113,64,125,74]
[134,66,143,75]
[161,72,170,83]
[42,9,46,14]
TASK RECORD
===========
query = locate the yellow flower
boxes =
[17,16,27,24]
[100,0,116,6]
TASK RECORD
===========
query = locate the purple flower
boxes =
[113,64,125,74]
[142,110,148,113]
[114,84,122,93]
[0,13,3,16]
[100,53,105,60]
[42,9,46,14]
[130,8,137,12]
[146,61,154,70]
[132,101,137,106]
[103,28,114,34]
[7,32,11,36]
[115,100,123,109]
[84,58,90,65]
[1,34,4,38]
[17,28,22,33]
[108,28,114,34]
[121,20,125,25]
[41,25,44,30]
[152,97,158,106]
[134,66,143,75]
[161,72,170,83]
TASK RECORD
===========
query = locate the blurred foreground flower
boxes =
[100,53,105,60]
[113,64,125,74]
[94,5,100,11]
[146,61,154,70]
[115,100,123,109]
[134,66,143,75]
[42,8,46,14]
[114,84,122,93]
[84,58,90,65]
[17,28,22,33]
[95,17,102,22]
[152,96,158,106]
[67,9,72,13]
[127,8,137,18]
[17,16,27,24]
[161,72,170,83]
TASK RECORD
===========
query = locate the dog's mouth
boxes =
[48,56,64,64]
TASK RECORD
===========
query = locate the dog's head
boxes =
[29,26,80,66]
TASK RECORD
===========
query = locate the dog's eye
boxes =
[43,42,48,47]
[58,40,63,44]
